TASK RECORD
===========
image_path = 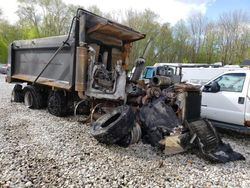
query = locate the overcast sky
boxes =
[0,0,249,25]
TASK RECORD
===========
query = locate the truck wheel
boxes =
[91,105,135,145]
[47,91,67,117]
[116,123,142,147]
[11,84,24,102]
[23,86,43,109]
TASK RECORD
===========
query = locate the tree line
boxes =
[0,0,249,66]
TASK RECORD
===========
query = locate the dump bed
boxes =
[9,35,75,90]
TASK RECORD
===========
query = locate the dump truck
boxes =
[6,9,245,163]
[7,9,145,116]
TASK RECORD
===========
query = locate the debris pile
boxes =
[90,82,245,163]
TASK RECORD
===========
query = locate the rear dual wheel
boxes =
[22,86,68,117]
[11,84,24,102]
[23,85,44,109]
[47,91,68,117]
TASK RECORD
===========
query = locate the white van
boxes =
[201,70,250,134]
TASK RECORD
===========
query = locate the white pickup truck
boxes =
[201,70,250,134]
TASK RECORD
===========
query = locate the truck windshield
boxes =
[144,68,155,79]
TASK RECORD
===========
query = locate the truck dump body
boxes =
[10,35,75,89]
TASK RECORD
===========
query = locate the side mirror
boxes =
[202,81,220,92]
[210,81,220,93]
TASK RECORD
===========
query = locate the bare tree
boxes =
[123,9,161,66]
[172,20,190,63]
[151,23,173,63]
[187,13,207,63]
[17,0,79,37]
[217,10,249,64]
[203,21,219,63]
[17,0,41,36]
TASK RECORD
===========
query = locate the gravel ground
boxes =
[0,74,249,188]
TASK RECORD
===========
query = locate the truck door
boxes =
[244,79,250,125]
[201,73,247,125]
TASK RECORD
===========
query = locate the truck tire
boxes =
[91,105,135,145]
[116,123,142,147]
[47,91,68,117]
[23,85,43,109]
[11,84,24,102]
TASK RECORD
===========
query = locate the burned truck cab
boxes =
[75,10,145,101]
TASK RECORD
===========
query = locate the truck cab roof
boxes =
[80,9,145,46]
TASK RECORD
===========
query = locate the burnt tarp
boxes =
[188,119,245,163]
[139,98,182,148]
[206,143,245,163]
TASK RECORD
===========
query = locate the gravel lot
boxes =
[0,74,249,188]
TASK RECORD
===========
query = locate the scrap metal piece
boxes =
[142,87,162,105]
[152,76,172,86]
[174,83,200,92]
[175,84,202,123]
[126,83,145,97]
[189,133,197,144]
[130,58,145,82]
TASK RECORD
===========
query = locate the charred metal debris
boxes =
[89,63,245,163]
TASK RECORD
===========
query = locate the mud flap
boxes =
[187,119,245,163]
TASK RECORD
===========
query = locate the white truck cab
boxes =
[201,70,250,134]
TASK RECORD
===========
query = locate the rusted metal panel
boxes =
[111,48,123,66]
[87,23,145,42]
[12,74,72,90]
[89,32,122,46]
[175,83,200,92]
[81,10,145,43]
